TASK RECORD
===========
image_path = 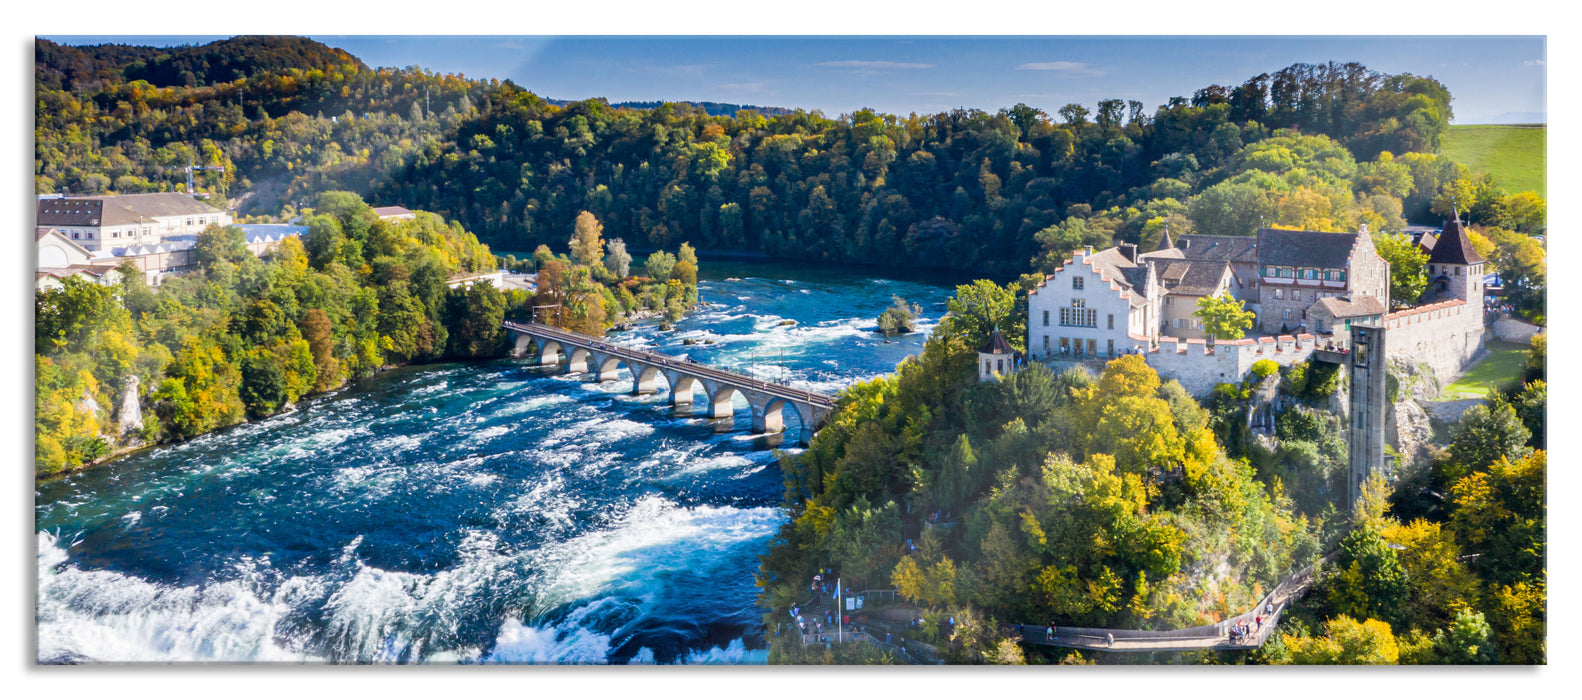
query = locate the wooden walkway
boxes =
[1013,553,1337,653]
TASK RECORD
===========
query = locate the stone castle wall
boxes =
[1379,300,1484,382]
[1124,333,1321,396]
[1126,299,1484,395]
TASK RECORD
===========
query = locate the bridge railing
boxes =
[1013,552,1337,650]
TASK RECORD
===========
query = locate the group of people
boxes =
[1228,611,1269,644]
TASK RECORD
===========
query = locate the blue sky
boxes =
[44,35,1546,124]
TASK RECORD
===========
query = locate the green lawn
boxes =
[1441,124,1546,198]
[1442,340,1530,399]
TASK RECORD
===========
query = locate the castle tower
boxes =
[978,328,1015,382]
[1425,214,1486,314]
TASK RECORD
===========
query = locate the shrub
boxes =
[1251,359,1280,379]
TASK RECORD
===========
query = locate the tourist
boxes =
[1107,632,1114,647]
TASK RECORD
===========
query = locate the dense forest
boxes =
[37,38,1545,274]
[758,286,1545,664]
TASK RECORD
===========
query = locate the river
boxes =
[34,259,962,664]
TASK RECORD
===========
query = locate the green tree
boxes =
[644,250,676,281]
[1318,526,1409,628]
[939,279,1021,353]
[877,295,921,334]
[1511,380,1545,449]
[1373,232,1429,306]
[443,281,507,358]
[1444,398,1531,484]
[1432,608,1496,664]
[1191,293,1255,342]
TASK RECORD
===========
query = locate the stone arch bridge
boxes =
[502,321,835,444]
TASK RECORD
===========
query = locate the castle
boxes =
[1016,219,1486,395]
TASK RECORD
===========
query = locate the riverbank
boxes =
[35,264,958,663]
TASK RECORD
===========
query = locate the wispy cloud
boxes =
[817,60,933,70]
[1523,59,1545,66]
[1016,61,1104,77]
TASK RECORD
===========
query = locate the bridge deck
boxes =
[502,321,837,408]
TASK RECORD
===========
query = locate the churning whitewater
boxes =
[35,261,958,664]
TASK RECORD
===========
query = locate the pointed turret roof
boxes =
[1427,216,1485,266]
[1155,224,1175,252]
[979,327,1014,355]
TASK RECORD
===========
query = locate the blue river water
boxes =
[34,260,961,664]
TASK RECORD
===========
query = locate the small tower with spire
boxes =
[1425,209,1486,314]
[1154,223,1175,253]
[978,327,1015,382]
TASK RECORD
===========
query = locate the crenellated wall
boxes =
[1378,300,1484,381]
[1120,333,1322,396]
[1121,298,1485,395]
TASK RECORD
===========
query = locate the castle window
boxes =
[1043,310,1049,326]
[1073,276,1085,290]
[1304,269,1318,279]
[1274,288,1284,300]
[1283,309,1293,320]
[1292,290,1301,301]
[1107,314,1114,330]
[1059,305,1097,328]
[1283,268,1294,277]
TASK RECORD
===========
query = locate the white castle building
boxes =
[1024,219,1486,395]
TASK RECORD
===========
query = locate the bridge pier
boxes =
[666,372,699,405]
[750,396,786,434]
[632,364,662,395]
[708,391,738,419]
[566,348,590,374]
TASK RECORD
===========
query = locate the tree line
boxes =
[34,192,510,476]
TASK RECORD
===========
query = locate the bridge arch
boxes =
[660,370,704,405]
[707,384,750,420]
[512,333,535,358]
[566,347,593,374]
[754,397,809,436]
[537,339,565,366]
[596,354,631,383]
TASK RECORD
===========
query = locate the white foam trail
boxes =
[678,638,769,664]
[525,496,782,617]
[36,532,314,662]
[484,610,614,664]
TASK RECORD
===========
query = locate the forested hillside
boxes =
[36,37,1545,278]
[758,284,1546,665]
